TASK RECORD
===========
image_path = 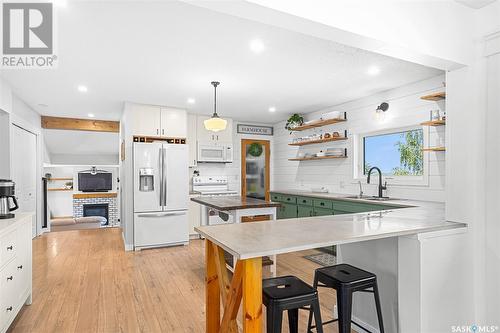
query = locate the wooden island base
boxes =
[206,239,263,333]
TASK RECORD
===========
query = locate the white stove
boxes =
[192,176,237,226]
[192,176,238,197]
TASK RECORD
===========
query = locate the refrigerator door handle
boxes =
[162,147,168,207]
[159,147,164,207]
[137,212,187,218]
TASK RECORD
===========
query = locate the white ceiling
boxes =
[1,1,443,124]
[44,129,119,158]
[455,0,497,9]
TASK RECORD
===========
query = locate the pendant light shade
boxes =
[204,81,227,132]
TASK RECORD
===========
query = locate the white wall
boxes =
[49,154,119,165]
[44,166,119,218]
[272,75,446,201]
[191,120,273,194]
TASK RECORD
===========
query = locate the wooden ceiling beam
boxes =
[41,116,119,133]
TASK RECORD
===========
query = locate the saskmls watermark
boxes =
[1,1,57,68]
[452,325,499,333]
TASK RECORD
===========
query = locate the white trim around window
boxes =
[352,125,430,187]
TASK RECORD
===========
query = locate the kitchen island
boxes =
[195,200,468,333]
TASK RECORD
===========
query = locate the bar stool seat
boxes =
[263,275,323,333]
[307,264,384,333]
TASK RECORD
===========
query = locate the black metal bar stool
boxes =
[263,275,324,333]
[307,264,384,333]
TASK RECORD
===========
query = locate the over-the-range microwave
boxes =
[197,143,233,163]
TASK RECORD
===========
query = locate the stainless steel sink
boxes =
[344,195,398,201]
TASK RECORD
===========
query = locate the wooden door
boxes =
[241,139,270,201]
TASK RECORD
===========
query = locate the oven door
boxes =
[197,144,225,162]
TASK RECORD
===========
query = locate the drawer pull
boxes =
[7,276,13,281]
[287,198,290,201]
[6,245,13,251]
[302,200,306,203]
[6,306,13,312]
[320,202,325,206]
[17,265,23,270]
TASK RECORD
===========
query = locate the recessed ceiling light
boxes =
[367,66,381,76]
[249,39,265,54]
[88,113,95,118]
[268,106,276,112]
[187,98,196,104]
[77,85,88,93]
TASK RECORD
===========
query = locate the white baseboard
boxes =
[122,230,134,251]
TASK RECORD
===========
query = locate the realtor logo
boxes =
[1,2,57,68]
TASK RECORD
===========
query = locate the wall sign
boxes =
[237,124,273,136]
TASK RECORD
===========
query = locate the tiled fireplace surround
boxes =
[73,193,119,227]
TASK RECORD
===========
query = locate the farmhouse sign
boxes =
[237,124,273,136]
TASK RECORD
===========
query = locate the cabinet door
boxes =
[131,104,161,137]
[313,207,335,217]
[297,205,314,217]
[278,203,297,219]
[187,114,197,167]
[160,107,187,138]
[214,118,233,143]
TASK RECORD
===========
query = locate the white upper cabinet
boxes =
[196,116,233,144]
[130,104,161,137]
[129,103,187,138]
[160,107,187,138]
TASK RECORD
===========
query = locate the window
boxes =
[356,127,427,185]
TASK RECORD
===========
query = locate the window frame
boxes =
[353,125,429,186]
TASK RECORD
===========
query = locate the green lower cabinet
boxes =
[277,203,298,219]
[297,205,314,218]
[312,207,335,216]
[333,209,352,215]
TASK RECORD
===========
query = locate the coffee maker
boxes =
[0,179,19,219]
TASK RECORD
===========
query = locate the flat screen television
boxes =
[78,172,112,192]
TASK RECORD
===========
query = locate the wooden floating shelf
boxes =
[73,192,117,199]
[420,92,446,101]
[289,136,348,146]
[422,147,446,152]
[420,120,446,126]
[290,116,347,132]
[47,188,73,192]
[48,177,73,181]
[289,155,347,161]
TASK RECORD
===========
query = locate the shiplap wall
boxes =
[272,74,446,202]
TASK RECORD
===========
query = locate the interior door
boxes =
[133,142,162,212]
[163,144,188,211]
[241,139,270,200]
[11,125,37,238]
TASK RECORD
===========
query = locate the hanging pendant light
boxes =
[204,81,227,132]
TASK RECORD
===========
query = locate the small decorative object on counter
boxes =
[332,131,340,137]
[64,181,73,190]
[324,133,331,139]
[285,114,304,132]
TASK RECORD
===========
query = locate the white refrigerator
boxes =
[133,142,189,249]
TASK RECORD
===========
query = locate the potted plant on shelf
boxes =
[285,114,304,133]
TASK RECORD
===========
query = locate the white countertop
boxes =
[195,193,466,260]
[0,212,34,233]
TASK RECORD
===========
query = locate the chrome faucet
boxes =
[367,167,387,198]
[357,180,363,198]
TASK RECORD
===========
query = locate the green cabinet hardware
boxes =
[313,199,333,210]
[297,197,313,206]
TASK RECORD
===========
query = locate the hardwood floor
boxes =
[9,228,340,333]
